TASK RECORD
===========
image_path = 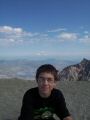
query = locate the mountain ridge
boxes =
[0,59,77,80]
[59,58,90,81]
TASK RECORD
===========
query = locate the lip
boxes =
[40,86,49,90]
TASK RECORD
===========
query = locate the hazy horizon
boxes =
[0,55,89,62]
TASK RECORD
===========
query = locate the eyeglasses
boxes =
[38,77,54,83]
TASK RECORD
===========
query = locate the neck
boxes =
[38,90,51,98]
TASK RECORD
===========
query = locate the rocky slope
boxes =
[59,58,90,81]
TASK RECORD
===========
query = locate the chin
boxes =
[42,89,51,94]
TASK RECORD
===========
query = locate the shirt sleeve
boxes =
[55,90,70,120]
[18,90,33,120]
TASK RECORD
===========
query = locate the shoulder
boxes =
[52,88,65,100]
[52,88,63,96]
[25,87,38,94]
[23,87,38,100]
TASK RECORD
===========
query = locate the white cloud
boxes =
[0,26,40,46]
[84,31,89,34]
[14,28,23,34]
[36,51,48,56]
[79,35,90,43]
[57,32,78,41]
[48,28,67,32]
[9,38,15,42]
[23,32,39,37]
[0,25,90,47]
[0,25,38,37]
[0,26,23,34]
[1,26,13,32]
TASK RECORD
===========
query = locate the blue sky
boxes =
[0,0,90,60]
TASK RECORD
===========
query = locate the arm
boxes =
[55,90,73,120]
[18,91,33,120]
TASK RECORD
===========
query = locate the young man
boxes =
[18,64,73,120]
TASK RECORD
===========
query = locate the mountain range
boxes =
[0,58,90,81]
[0,59,77,80]
[59,58,90,81]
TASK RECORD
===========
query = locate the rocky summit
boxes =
[59,58,90,81]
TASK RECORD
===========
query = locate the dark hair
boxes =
[36,64,58,81]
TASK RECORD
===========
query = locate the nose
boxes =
[43,79,48,85]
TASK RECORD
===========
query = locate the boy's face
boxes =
[37,72,56,98]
